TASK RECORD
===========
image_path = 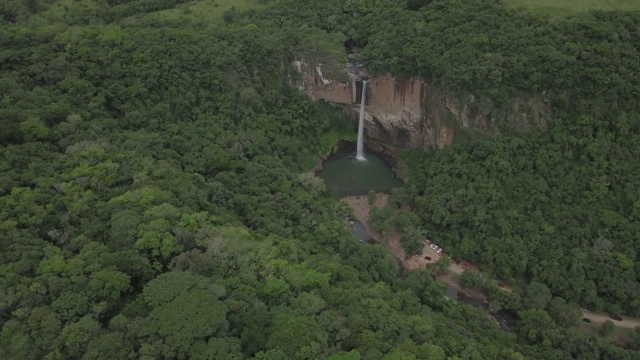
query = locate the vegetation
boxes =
[147,0,269,24]
[279,0,640,317]
[399,1,640,315]
[367,190,381,206]
[2,0,640,359]
[275,0,640,319]
[601,320,617,337]
[503,0,640,14]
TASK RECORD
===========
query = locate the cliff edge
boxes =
[298,62,551,150]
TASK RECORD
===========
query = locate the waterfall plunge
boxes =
[356,80,367,161]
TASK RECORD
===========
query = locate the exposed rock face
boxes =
[300,64,551,150]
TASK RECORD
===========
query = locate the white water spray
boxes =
[356,80,367,161]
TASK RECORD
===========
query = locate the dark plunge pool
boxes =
[317,150,403,197]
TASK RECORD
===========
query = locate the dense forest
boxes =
[354,0,640,316]
[2,0,640,359]
[240,0,640,315]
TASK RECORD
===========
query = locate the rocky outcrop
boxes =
[300,63,551,150]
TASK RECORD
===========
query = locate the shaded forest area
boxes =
[2,0,640,359]
[240,0,640,316]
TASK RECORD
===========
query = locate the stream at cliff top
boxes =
[317,152,403,198]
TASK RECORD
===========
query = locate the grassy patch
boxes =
[19,0,98,25]
[17,0,265,25]
[142,0,267,23]
[504,0,640,15]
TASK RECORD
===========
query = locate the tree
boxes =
[368,190,382,205]
[429,256,450,277]
[88,270,131,308]
[262,275,291,306]
[27,306,62,357]
[520,282,552,310]
[239,303,271,356]
[627,326,640,351]
[517,309,558,345]
[405,0,431,11]
[252,349,290,360]
[187,337,243,360]
[400,232,423,257]
[142,270,224,307]
[369,206,394,235]
[600,320,616,337]
[222,6,237,24]
[328,350,361,360]
[546,297,580,328]
[348,244,397,283]
[418,343,446,360]
[460,269,476,288]
[135,219,183,269]
[389,187,409,209]
[25,0,39,13]
[290,292,326,315]
[266,312,327,358]
[82,332,135,360]
[20,117,49,141]
[109,209,142,248]
[135,290,228,358]
[382,348,416,360]
[59,316,104,358]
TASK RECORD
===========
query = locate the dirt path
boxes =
[341,195,640,329]
[581,311,640,329]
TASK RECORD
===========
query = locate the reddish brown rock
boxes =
[297,63,551,150]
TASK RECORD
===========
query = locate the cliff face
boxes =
[301,64,551,150]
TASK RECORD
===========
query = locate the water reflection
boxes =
[352,220,372,243]
[317,152,403,197]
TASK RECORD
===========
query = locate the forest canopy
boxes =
[2,0,640,359]
[234,0,640,315]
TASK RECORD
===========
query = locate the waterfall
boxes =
[356,80,367,161]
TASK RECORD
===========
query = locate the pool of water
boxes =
[353,220,372,243]
[317,152,403,197]
[445,287,459,300]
